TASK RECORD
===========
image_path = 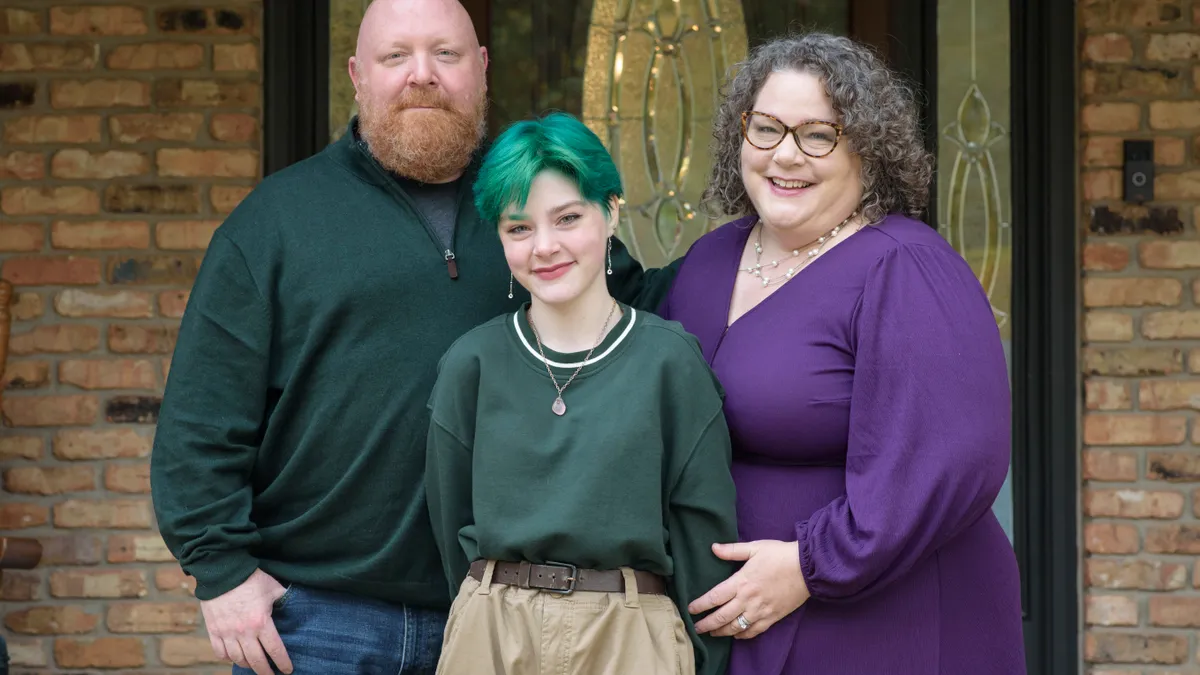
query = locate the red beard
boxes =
[357,86,487,183]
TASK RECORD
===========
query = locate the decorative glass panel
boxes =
[328,0,369,142]
[743,1,849,47]
[936,0,1014,540]
[582,0,748,269]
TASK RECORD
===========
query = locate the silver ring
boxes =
[735,614,750,631]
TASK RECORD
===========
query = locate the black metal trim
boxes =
[885,0,937,224]
[264,0,329,175]
[1010,0,1078,672]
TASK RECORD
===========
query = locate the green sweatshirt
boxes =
[426,303,737,675]
[149,120,676,605]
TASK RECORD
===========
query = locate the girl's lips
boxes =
[533,262,574,280]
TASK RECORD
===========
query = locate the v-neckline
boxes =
[720,219,865,332]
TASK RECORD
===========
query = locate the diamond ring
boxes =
[735,614,750,631]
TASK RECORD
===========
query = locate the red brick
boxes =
[1087,559,1188,590]
[109,112,204,143]
[5,636,46,666]
[107,42,204,70]
[2,256,101,286]
[50,570,148,598]
[51,149,148,179]
[107,534,173,563]
[51,79,150,109]
[211,113,258,142]
[2,186,99,216]
[160,636,223,666]
[54,499,152,529]
[3,465,95,495]
[4,606,98,635]
[1140,240,1200,268]
[58,359,157,390]
[51,220,150,250]
[1084,170,1123,200]
[1157,170,1200,199]
[1,571,41,601]
[0,9,42,35]
[154,79,258,107]
[54,289,154,318]
[157,148,258,178]
[1085,489,1185,518]
[1086,595,1139,626]
[0,503,49,529]
[1149,596,1200,627]
[157,6,256,34]
[1140,381,1200,409]
[54,429,151,460]
[3,114,102,144]
[0,436,43,460]
[37,535,104,566]
[156,220,220,250]
[1084,450,1138,481]
[108,325,178,354]
[1143,310,1200,338]
[1085,313,1134,342]
[1147,452,1200,481]
[0,42,97,72]
[1084,348,1182,375]
[1080,0,1186,29]
[214,43,259,71]
[1084,414,1187,445]
[1149,101,1200,130]
[1082,65,1181,97]
[1084,278,1181,307]
[1083,243,1131,271]
[1085,523,1140,554]
[1085,380,1133,410]
[158,290,189,318]
[0,151,45,180]
[105,184,201,214]
[1084,34,1134,62]
[2,360,49,389]
[0,223,44,252]
[105,463,150,493]
[1145,525,1200,553]
[1084,631,1187,664]
[107,602,199,633]
[1083,103,1141,132]
[11,291,43,320]
[50,6,147,36]
[8,325,100,355]
[1146,32,1200,61]
[155,566,196,596]
[211,185,252,212]
[2,394,98,426]
[55,637,145,668]
[1154,136,1187,165]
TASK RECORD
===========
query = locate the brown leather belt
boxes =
[468,560,667,595]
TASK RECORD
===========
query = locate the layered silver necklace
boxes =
[741,210,859,287]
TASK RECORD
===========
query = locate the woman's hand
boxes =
[688,540,810,639]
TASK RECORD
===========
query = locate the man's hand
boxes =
[201,569,294,675]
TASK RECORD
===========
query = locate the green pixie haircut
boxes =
[473,112,623,226]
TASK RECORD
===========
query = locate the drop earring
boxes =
[606,236,613,275]
[507,274,514,299]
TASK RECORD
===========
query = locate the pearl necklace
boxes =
[740,211,859,287]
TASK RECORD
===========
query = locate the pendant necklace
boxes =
[527,299,619,416]
[741,210,859,287]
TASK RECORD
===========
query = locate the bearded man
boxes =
[149,1,673,673]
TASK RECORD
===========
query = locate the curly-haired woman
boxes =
[662,33,1027,674]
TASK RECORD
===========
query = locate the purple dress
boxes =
[662,214,1026,675]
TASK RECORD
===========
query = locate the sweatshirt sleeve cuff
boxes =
[186,551,261,601]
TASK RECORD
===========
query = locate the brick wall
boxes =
[1081,0,1200,671]
[0,3,260,671]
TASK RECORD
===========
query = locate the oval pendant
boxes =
[552,397,566,416]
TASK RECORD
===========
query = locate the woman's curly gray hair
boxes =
[702,33,933,224]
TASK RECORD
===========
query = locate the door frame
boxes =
[261,1,1079,671]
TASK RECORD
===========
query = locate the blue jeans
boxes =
[232,584,447,674]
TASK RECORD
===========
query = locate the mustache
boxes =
[392,87,455,111]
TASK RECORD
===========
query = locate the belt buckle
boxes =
[542,561,578,595]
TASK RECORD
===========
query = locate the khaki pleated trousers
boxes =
[436,560,695,675]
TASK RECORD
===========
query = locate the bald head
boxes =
[355,0,480,67]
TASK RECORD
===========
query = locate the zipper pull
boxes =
[444,250,459,279]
